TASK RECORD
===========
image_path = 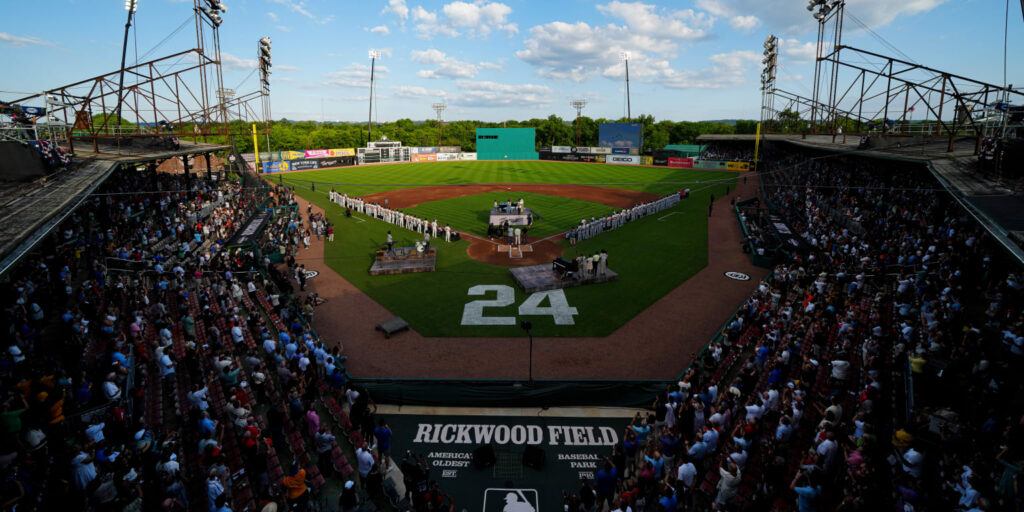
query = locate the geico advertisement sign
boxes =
[606,155,640,165]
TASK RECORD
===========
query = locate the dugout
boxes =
[476,128,538,160]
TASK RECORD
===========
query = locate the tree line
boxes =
[217,115,758,155]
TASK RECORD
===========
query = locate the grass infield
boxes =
[280,161,737,337]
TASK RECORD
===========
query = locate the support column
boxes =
[183,154,192,200]
[205,153,213,181]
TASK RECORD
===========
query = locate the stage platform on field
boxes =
[509,263,617,293]
[369,245,436,275]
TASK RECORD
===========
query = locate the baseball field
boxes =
[275,161,739,338]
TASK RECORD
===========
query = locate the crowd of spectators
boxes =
[560,146,1023,511]
[699,143,755,163]
[4,142,1024,512]
[0,166,416,512]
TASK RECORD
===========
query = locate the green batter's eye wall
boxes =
[475,127,539,161]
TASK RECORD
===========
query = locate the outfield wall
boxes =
[476,127,539,160]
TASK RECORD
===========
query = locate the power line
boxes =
[138,15,193,62]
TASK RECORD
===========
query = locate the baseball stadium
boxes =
[1,1,1023,512]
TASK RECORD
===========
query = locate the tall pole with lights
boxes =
[620,52,632,122]
[570,99,587,147]
[367,50,381,144]
[432,102,447,147]
[761,35,777,131]
[115,0,139,136]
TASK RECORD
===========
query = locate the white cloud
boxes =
[324,63,390,88]
[381,0,409,25]
[267,0,334,25]
[267,12,279,22]
[276,25,292,32]
[516,2,714,83]
[453,80,553,108]
[478,61,504,71]
[0,32,56,48]
[779,38,823,64]
[412,6,436,23]
[441,1,516,37]
[696,0,946,35]
[221,52,258,70]
[658,50,762,89]
[596,1,713,40]
[411,49,478,79]
[729,15,761,32]
[393,85,448,99]
[369,25,391,35]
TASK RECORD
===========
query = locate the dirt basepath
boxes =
[360,183,661,267]
[359,183,662,210]
[282,173,766,381]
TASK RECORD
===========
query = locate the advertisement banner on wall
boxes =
[412,153,437,162]
[410,147,438,154]
[439,146,461,154]
[611,147,630,155]
[458,152,477,160]
[537,146,552,153]
[726,161,751,171]
[653,156,669,166]
[668,157,693,168]
[304,149,330,158]
[314,158,352,169]
[436,153,459,161]
[552,146,571,153]
[280,151,305,160]
[590,147,612,154]
[641,156,653,165]
[596,155,606,163]
[538,152,556,161]
[261,162,280,173]
[694,160,726,169]
[606,155,641,165]
[328,148,355,157]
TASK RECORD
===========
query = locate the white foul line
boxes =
[658,212,683,221]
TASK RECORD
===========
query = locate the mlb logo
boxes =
[483,488,539,512]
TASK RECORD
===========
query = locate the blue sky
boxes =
[1,0,1021,122]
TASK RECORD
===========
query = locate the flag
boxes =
[908,106,915,112]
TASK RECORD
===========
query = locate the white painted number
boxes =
[461,285,516,325]
[518,289,578,325]
[460,286,579,326]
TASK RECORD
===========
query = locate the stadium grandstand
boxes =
[2,1,1024,511]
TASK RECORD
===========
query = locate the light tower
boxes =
[570,99,587,147]
[619,51,632,122]
[115,0,139,135]
[432,102,447,147]
[367,49,382,143]
[760,35,777,131]
[258,36,272,130]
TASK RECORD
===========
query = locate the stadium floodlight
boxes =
[369,49,382,60]
[763,35,776,49]
[206,0,228,12]
[125,0,138,12]
[619,51,631,61]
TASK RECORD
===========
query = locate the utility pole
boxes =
[620,52,632,122]
[570,99,587,147]
[368,50,381,143]
[432,102,447,147]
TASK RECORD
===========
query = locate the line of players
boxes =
[568,191,686,245]
[329,189,458,242]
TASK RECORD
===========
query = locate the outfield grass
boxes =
[276,161,731,197]
[403,190,615,238]
[283,162,739,337]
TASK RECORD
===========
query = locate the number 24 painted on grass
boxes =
[460,285,578,326]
